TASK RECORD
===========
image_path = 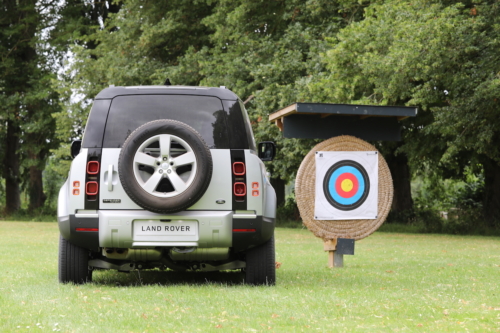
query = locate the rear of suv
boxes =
[57,85,277,285]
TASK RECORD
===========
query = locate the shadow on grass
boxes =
[92,269,247,287]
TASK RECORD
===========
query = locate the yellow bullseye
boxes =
[341,179,354,192]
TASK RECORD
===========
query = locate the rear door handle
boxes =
[108,164,114,191]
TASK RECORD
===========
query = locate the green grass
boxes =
[377,222,424,234]
[0,213,57,222]
[0,222,499,332]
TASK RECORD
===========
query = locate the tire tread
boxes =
[58,235,92,284]
[245,235,276,286]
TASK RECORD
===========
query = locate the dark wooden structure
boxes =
[269,103,417,141]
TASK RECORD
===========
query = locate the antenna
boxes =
[164,78,172,86]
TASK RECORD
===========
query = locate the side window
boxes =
[82,99,112,148]
[102,95,230,149]
[221,100,255,150]
[238,100,257,152]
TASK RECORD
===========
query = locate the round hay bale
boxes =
[296,135,393,241]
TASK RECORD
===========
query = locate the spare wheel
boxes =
[118,119,213,213]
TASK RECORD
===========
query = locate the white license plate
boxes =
[134,221,197,236]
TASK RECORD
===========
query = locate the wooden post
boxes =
[324,239,341,268]
[334,251,344,267]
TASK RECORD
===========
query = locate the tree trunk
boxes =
[482,157,500,227]
[271,177,286,208]
[386,152,414,221]
[28,164,46,212]
[25,111,51,212]
[3,120,21,215]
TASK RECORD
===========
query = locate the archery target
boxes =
[315,151,378,220]
[323,160,370,210]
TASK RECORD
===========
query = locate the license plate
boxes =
[134,220,197,236]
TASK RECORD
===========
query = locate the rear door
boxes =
[99,95,232,211]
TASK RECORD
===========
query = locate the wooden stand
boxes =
[324,238,356,268]
[324,239,343,268]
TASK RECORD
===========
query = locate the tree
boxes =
[0,0,60,213]
[312,0,500,225]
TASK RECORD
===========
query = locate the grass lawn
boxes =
[0,222,498,332]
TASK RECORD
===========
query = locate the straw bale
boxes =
[296,135,393,240]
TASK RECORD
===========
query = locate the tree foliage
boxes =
[0,0,60,213]
[4,0,500,227]
[311,0,500,224]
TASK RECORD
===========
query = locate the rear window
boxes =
[103,95,230,149]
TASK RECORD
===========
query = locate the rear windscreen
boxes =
[103,95,230,149]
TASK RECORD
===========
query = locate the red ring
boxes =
[335,173,359,198]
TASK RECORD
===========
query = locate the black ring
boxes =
[322,160,370,211]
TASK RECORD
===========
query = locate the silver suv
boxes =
[57,85,277,285]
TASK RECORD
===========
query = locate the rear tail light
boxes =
[84,154,101,205]
[75,228,98,232]
[232,229,256,232]
[86,181,98,195]
[251,182,259,196]
[234,182,246,196]
[87,161,100,174]
[231,155,246,205]
[233,162,246,176]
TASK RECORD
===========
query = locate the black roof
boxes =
[270,103,417,120]
[269,102,418,141]
[94,85,239,100]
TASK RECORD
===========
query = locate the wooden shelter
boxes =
[269,102,418,268]
[269,103,417,141]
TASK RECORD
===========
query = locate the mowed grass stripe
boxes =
[0,222,498,332]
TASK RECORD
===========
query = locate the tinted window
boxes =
[103,95,229,149]
[221,100,256,150]
[238,100,257,151]
[82,99,111,148]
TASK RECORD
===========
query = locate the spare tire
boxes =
[118,119,213,214]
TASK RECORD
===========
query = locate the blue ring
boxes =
[328,166,365,205]
[322,160,370,211]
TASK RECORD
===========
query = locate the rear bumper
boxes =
[58,210,274,252]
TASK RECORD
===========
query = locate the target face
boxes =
[315,151,378,220]
[323,160,370,211]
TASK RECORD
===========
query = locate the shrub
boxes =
[276,192,303,228]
